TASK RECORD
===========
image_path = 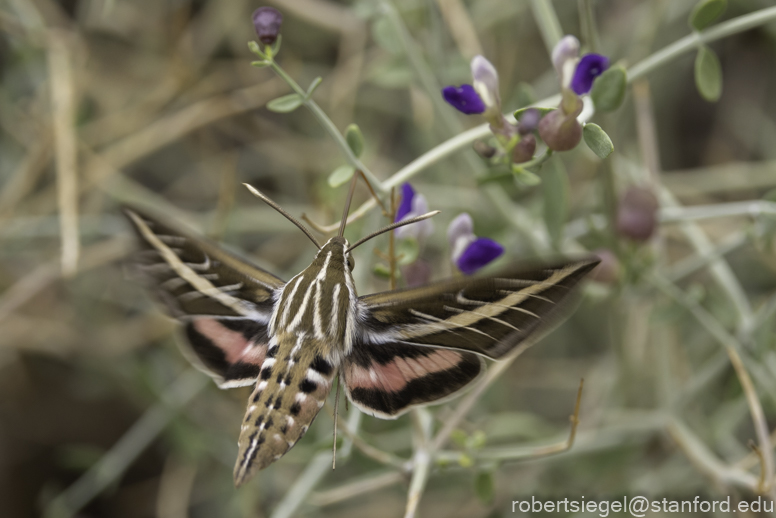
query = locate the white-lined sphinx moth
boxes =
[124,185,598,486]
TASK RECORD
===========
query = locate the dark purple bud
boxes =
[616,186,659,242]
[442,84,486,115]
[456,237,504,275]
[473,140,497,159]
[590,249,620,284]
[395,183,415,222]
[512,134,536,163]
[402,259,432,287]
[517,108,541,135]
[538,109,582,151]
[570,54,610,95]
[253,7,283,45]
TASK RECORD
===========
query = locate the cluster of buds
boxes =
[442,38,610,163]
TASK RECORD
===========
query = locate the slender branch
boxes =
[264,58,383,190]
[652,273,774,492]
[629,6,776,81]
[529,0,563,54]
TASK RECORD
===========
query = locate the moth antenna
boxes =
[346,211,440,253]
[338,172,360,238]
[332,376,341,469]
[243,183,321,249]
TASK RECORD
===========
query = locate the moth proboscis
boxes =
[123,182,599,486]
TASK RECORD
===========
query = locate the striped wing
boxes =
[124,208,285,388]
[343,258,598,417]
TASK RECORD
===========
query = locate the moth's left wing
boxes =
[124,207,285,388]
[342,258,598,418]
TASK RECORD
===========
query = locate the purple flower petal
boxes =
[442,84,486,115]
[570,54,610,95]
[447,213,474,247]
[471,55,500,111]
[395,183,415,222]
[551,35,580,76]
[456,237,504,275]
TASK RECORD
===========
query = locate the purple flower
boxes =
[395,183,434,240]
[471,55,500,114]
[457,238,504,275]
[253,7,283,45]
[442,84,485,115]
[570,54,610,95]
[448,213,504,275]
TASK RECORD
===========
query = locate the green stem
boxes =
[529,0,564,55]
[266,60,384,191]
[628,6,776,81]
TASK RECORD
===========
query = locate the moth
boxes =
[124,183,598,487]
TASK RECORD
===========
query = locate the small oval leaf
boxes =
[372,263,391,279]
[266,93,303,113]
[511,166,541,187]
[513,106,554,122]
[328,165,356,187]
[694,46,722,102]
[689,0,727,31]
[474,471,495,504]
[345,123,365,158]
[590,65,627,112]
[396,237,419,266]
[583,123,614,159]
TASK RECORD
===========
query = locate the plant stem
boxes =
[266,60,383,191]
[628,6,776,81]
[529,0,564,55]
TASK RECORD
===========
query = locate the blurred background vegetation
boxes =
[3,0,776,517]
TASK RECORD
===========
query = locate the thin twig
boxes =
[47,29,80,277]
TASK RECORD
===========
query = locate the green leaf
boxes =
[345,123,365,158]
[373,263,391,279]
[266,93,303,113]
[689,0,727,31]
[513,106,554,122]
[583,123,614,159]
[306,77,322,98]
[511,165,541,187]
[590,65,627,112]
[474,471,495,504]
[542,157,569,249]
[694,46,722,102]
[328,165,356,187]
[396,237,419,266]
[371,16,402,55]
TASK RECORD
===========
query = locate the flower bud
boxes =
[538,109,582,151]
[517,108,541,135]
[590,249,620,284]
[512,134,536,163]
[253,7,283,45]
[616,186,659,241]
[473,140,497,159]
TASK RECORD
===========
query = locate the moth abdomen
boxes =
[233,334,339,486]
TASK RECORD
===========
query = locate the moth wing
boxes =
[343,258,598,418]
[124,207,285,388]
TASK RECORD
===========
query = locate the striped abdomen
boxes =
[233,332,338,485]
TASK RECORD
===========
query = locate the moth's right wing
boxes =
[124,207,285,388]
